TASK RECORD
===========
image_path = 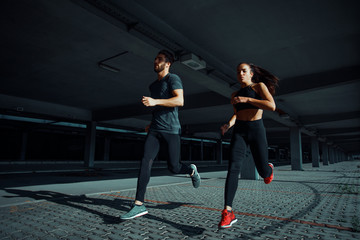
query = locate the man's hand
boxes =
[142,96,157,107]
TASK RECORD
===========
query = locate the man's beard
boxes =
[154,63,165,73]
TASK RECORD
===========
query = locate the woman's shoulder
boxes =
[252,82,267,91]
[252,82,265,87]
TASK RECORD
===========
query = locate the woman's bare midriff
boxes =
[235,109,263,121]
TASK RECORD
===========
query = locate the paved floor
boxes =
[0,161,359,239]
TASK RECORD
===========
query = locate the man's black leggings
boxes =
[225,119,272,207]
[136,130,192,202]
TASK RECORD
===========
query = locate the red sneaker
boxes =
[264,163,274,184]
[218,209,237,228]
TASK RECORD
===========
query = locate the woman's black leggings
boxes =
[136,130,192,202]
[225,119,272,207]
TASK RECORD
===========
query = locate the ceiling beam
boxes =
[318,127,360,135]
[182,92,229,110]
[93,102,149,122]
[277,65,360,97]
[326,135,360,142]
[0,94,92,122]
[300,111,360,125]
[93,91,229,121]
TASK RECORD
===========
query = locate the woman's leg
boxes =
[224,132,247,208]
[248,122,272,179]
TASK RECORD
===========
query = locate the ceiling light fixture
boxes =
[180,53,206,70]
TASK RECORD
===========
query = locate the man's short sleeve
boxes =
[169,74,183,91]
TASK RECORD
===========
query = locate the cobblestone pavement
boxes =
[0,161,359,239]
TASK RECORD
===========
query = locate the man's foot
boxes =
[190,164,201,188]
[264,163,274,184]
[120,204,148,220]
[219,209,237,229]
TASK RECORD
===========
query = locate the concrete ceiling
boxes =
[1,0,359,154]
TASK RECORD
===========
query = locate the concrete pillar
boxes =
[104,137,110,161]
[311,137,320,167]
[241,149,259,180]
[334,150,338,163]
[275,148,280,163]
[339,151,343,162]
[321,143,329,165]
[216,139,223,164]
[337,151,341,162]
[329,147,334,164]
[84,121,96,168]
[213,144,216,161]
[339,150,343,162]
[20,131,28,161]
[188,143,192,161]
[338,151,341,162]
[290,127,303,170]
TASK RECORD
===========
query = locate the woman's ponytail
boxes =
[243,63,279,96]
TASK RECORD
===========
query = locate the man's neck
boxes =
[157,69,169,80]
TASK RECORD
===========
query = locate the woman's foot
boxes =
[264,163,274,184]
[218,209,237,228]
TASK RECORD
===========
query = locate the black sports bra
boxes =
[233,84,263,111]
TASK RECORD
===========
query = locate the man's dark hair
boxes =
[158,49,174,65]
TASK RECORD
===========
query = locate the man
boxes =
[120,50,201,220]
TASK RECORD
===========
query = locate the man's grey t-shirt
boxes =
[149,73,182,134]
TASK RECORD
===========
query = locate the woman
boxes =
[219,62,279,229]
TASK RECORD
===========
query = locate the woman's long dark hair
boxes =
[239,63,279,96]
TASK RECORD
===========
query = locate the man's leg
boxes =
[162,132,189,174]
[162,132,200,188]
[121,131,160,220]
[135,131,161,202]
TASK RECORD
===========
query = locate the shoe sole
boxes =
[120,211,148,220]
[219,218,238,228]
[190,164,201,188]
[264,163,274,184]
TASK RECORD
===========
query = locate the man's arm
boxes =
[142,89,184,107]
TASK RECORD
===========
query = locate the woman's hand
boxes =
[220,124,230,136]
[145,125,150,132]
[231,96,249,105]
